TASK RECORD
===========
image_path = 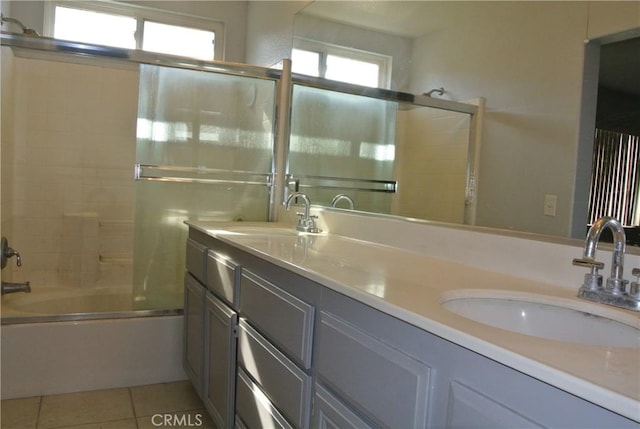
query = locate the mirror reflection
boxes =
[292,1,640,242]
[288,83,478,225]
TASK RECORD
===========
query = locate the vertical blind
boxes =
[588,129,640,226]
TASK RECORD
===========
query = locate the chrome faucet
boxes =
[284,192,320,233]
[573,216,640,311]
[1,281,31,295]
[331,194,355,210]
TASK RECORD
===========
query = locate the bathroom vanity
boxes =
[184,221,640,429]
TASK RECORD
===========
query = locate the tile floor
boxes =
[1,381,215,429]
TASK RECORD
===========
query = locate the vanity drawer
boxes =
[206,250,240,307]
[239,269,314,369]
[186,239,207,284]
[312,383,373,429]
[235,368,294,429]
[237,319,312,429]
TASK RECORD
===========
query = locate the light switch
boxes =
[544,194,557,217]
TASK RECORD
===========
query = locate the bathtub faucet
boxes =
[1,280,31,295]
[1,236,22,269]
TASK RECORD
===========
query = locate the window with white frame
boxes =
[44,1,224,61]
[292,39,391,89]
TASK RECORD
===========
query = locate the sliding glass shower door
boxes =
[133,64,276,310]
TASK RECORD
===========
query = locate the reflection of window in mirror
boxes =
[292,39,391,88]
[585,35,640,246]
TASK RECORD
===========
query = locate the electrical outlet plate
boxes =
[544,194,557,217]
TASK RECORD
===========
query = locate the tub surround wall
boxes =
[0,50,138,289]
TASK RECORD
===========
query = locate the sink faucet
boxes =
[284,192,320,233]
[1,280,31,295]
[572,216,640,311]
[331,194,355,210]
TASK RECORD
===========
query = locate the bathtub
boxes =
[1,287,187,399]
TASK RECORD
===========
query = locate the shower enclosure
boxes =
[1,34,280,320]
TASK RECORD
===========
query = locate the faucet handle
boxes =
[573,257,604,291]
[630,269,640,300]
[572,257,604,270]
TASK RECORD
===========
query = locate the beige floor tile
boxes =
[137,409,215,429]
[130,381,203,417]
[37,388,133,429]
[0,396,41,429]
[53,418,138,429]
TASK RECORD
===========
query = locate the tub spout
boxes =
[1,280,31,295]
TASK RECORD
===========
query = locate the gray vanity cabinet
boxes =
[186,228,638,429]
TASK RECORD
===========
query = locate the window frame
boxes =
[293,37,392,89]
[43,0,225,61]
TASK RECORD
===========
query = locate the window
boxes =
[587,129,640,227]
[45,1,223,61]
[292,39,391,89]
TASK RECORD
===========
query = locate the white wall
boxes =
[407,1,640,237]
[245,1,308,67]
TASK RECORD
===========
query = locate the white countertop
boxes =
[187,221,640,423]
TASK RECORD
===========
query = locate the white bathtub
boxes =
[1,288,187,399]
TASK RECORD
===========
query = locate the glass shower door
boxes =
[133,64,276,310]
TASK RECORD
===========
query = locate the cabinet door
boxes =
[183,273,205,398]
[204,292,238,429]
[316,311,431,429]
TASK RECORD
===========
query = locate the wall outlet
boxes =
[544,194,557,217]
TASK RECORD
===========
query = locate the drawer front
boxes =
[240,270,314,368]
[312,383,373,429]
[446,381,544,429]
[206,251,240,307]
[186,239,207,284]
[235,368,294,429]
[237,319,312,429]
[316,311,431,429]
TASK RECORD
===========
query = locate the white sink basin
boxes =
[441,290,640,348]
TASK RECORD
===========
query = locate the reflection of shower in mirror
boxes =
[0,14,40,37]
[423,87,445,97]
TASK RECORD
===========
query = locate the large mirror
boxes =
[291,1,640,242]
